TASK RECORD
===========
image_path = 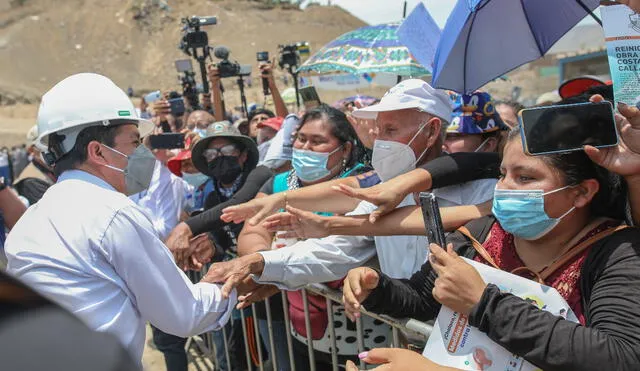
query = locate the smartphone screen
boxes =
[299,86,321,109]
[175,59,193,73]
[148,133,185,149]
[168,97,185,116]
[257,51,269,62]
[419,192,447,248]
[520,101,618,155]
[144,90,161,104]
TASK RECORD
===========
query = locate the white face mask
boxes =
[371,122,430,182]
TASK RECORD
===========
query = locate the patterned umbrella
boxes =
[332,95,378,109]
[298,23,430,77]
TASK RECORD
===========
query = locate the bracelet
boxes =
[282,191,287,210]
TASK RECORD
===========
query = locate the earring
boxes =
[342,158,347,167]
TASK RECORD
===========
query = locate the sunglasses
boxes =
[203,144,238,161]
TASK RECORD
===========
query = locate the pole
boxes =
[403,0,408,19]
[575,0,602,26]
[237,75,249,118]
[291,67,300,110]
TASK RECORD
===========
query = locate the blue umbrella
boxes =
[431,0,600,93]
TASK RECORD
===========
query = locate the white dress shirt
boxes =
[130,160,193,241]
[257,178,496,288]
[5,170,236,362]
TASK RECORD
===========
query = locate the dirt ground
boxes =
[142,324,213,371]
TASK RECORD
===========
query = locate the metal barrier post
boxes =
[392,327,400,348]
[264,297,279,371]
[356,316,366,369]
[281,292,296,371]
[251,304,265,371]
[301,289,317,371]
[240,309,254,371]
[325,297,339,371]
[222,324,231,371]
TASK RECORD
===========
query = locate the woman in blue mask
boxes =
[341,100,640,370]
[237,105,381,370]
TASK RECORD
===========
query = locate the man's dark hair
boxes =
[248,108,275,122]
[51,125,122,177]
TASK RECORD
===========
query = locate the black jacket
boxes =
[363,219,640,371]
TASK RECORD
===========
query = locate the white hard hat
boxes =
[26,125,40,147]
[36,73,153,162]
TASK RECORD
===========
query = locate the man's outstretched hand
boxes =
[201,254,266,298]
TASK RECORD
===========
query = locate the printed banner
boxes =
[422,258,578,371]
[601,5,640,106]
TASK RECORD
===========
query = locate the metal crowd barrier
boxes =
[184,269,433,371]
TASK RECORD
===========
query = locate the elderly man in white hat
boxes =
[4,73,238,363]
[207,79,496,295]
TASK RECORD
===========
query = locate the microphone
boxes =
[213,45,230,60]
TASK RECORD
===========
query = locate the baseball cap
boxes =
[447,91,508,135]
[167,149,192,176]
[351,79,452,123]
[558,76,606,99]
[257,116,284,131]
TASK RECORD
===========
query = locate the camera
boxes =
[179,16,217,51]
[278,42,309,70]
[214,46,242,78]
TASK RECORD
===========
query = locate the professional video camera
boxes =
[179,16,217,51]
[178,15,217,94]
[213,46,241,78]
[277,41,309,70]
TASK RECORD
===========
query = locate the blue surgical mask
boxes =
[194,128,207,138]
[292,145,343,182]
[492,185,575,240]
[182,172,209,188]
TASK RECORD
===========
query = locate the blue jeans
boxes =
[258,319,292,371]
[151,325,187,371]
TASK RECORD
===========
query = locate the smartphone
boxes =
[175,59,193,73]
[519,101,618,156]
[168,97,185,116]
[419,192,447,249]
[148,133,185,149]
[299,86,321,109]
[144,90,161,104]
[257,51,269,63]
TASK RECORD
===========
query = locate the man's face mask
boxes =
[102,144,156,195]
[371,121,431,182]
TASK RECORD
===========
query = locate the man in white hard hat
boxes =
[4,73,238,363]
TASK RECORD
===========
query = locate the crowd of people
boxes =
[3,6,640,369]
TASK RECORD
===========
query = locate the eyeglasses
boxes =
[203,144,238,161]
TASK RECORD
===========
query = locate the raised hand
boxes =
[342,267,380,321]
[221,193,285,226]
[429,243,486,316]
[333,181,406,224]
[262,205,331,239]
[584,95,640,178]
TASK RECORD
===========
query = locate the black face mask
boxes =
[207,156,242,184]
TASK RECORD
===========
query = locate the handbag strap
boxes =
[538,225,629,280]
[457,226,499,270]
[458,224,630,283]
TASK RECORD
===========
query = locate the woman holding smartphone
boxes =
[342,97,640,371]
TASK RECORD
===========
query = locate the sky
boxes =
[310,0,601,28]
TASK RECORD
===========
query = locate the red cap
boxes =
[167,150,192,176]
[558,76,606,99]
[257,116,284,131]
